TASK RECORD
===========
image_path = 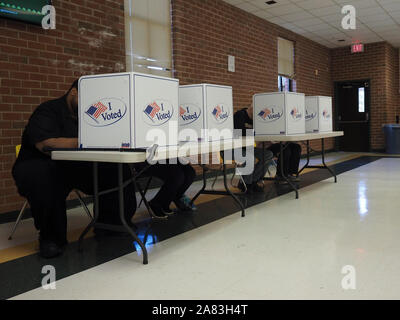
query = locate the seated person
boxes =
[266,142,302,183]
[234,105,273,192]
[12,80,136,259]
[136,162,196,218]
[233,105,301,188]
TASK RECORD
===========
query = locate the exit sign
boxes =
[351,43,364,53]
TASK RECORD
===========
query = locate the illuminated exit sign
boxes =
[351,43,364,53]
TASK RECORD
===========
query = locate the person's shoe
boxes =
[149,201,168,218]
[251,182,264,193]
[39,238,63,259]
[55,238,68,249]
[163,206,178,216]
[174,195,196,212]
[288,174,300,182]
[275,175,289,184]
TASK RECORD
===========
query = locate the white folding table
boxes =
[255,131,344,199]
[51,137,254,264]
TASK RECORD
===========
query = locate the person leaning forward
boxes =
[12,80,136,259]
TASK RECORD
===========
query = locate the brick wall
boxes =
[386,44,399,125]
[171,0,333,151]
[331,42,400,150]
[0,0,126,214]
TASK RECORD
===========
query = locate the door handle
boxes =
[366,113,369,121]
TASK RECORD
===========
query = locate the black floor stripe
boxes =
[0,155,382,299]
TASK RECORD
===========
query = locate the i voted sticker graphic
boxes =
[290,107,303,121]
[210,103,229,124]
[143,100,174,126]
[256,105,283,123]
[179,104,201,125]
[305,108,317,121]
[322,109,331,120]
[84,98,127,127]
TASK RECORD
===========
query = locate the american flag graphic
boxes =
[144,102,161,120]
[180,106,186,116]
[212,105,222,119]
[258,108,271,119]
[86,102,108,121]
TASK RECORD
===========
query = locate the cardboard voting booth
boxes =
[253,92,305,135]
[305,96,333,133]
[178,84,233,141]
[78,72,179,149]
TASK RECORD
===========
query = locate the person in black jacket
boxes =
[12,80,136,259]
[234,105,302,187]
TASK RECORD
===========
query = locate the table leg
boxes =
[79,162,99,252]
[221,152,245,217]
[298,140,310,175]
[118,163,148,265]
[280,142,299,199]
[134,179,168,221]
[321,138,337,183]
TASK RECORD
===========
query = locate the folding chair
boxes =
[8,145,93,240]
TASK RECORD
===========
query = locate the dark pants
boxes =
[137,163,196,210]
[268,143,301,176]
[241,148,274,185]
[12,159,136,244]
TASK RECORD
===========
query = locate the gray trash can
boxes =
[383,124,400,154]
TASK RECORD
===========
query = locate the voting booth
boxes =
[78,72,179,149]
[253,92,305,135]
[305,96,333,133]
[178,84,234,141]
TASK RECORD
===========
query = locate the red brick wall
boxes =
[331,42,400,150]
[386,44,399,125]
[171,0,333,151]
[0,0,126,214]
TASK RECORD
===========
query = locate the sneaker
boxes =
[174,195,197,212]
[288,174,300,182]
[275,175,289,184]
[39,238,63,259]
[163,206,178,216]
[149,201,168,218]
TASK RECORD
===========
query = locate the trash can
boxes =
[383,124,400,154]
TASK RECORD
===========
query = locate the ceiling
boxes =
[223,0,400,48]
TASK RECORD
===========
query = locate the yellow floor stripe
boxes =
[0,153,366,264]
[0,229,94,264]
[298,153,361,175]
